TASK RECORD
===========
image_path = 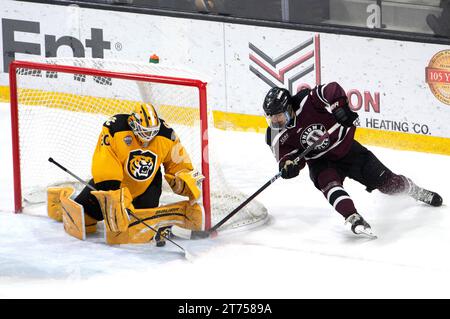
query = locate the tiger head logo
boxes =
[127,150,158,181]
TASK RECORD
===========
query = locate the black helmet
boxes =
[263,87,295,129]
[263,87,292,116]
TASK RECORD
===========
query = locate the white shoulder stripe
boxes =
[321,83,330,103]
[295,93,309,116]
[315,83,330,105]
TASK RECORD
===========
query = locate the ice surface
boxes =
[1,102,450,298]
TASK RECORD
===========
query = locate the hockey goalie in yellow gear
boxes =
[47,103,205,244]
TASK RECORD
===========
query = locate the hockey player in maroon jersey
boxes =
[263,83,443,237]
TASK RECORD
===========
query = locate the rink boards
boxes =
[0,1,449,155]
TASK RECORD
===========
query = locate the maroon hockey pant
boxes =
[308,141,410,219]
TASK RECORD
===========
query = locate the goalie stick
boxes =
[48,157,194,260]
[172,122,342,240]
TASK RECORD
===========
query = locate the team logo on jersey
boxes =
[126,150,157,181]
[124,135,132,146]
[300,124,330,151]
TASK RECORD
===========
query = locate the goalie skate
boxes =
[154,226,174,247]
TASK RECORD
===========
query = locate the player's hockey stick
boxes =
[172,122,342,240]
[48,157,194,260]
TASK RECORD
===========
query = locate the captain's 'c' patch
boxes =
[126,150,158,181]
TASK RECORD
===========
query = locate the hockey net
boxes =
[9,58,268,232]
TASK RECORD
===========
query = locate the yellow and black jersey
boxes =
[91,114,194,199]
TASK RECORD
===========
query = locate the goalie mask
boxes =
[128,104,160,143]
[263,87,296,130]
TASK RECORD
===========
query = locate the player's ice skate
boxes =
[407,180,443,207]
[345,213,377,239]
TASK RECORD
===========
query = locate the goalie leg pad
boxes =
[94,185,205,244]
[59,188,86,241]
[100,198,187,245]
[184,202,204,231]
[104,201,204,244]
[104,228,129,245]
[47,187,74,222]
[48,187,97,236]
[126,201,190,244]
[91,188,133,233]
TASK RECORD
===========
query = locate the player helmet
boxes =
[262,87,295,129]
[128,104,160,143]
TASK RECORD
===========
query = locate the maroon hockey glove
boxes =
[331,99,358,127]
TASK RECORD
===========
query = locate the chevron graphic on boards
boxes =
[249,36,319,93]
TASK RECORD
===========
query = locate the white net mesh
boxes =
[13,58,268,231]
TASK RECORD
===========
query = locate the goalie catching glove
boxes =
[165,169,204,201]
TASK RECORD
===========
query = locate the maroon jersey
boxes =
[266,82,356,167]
